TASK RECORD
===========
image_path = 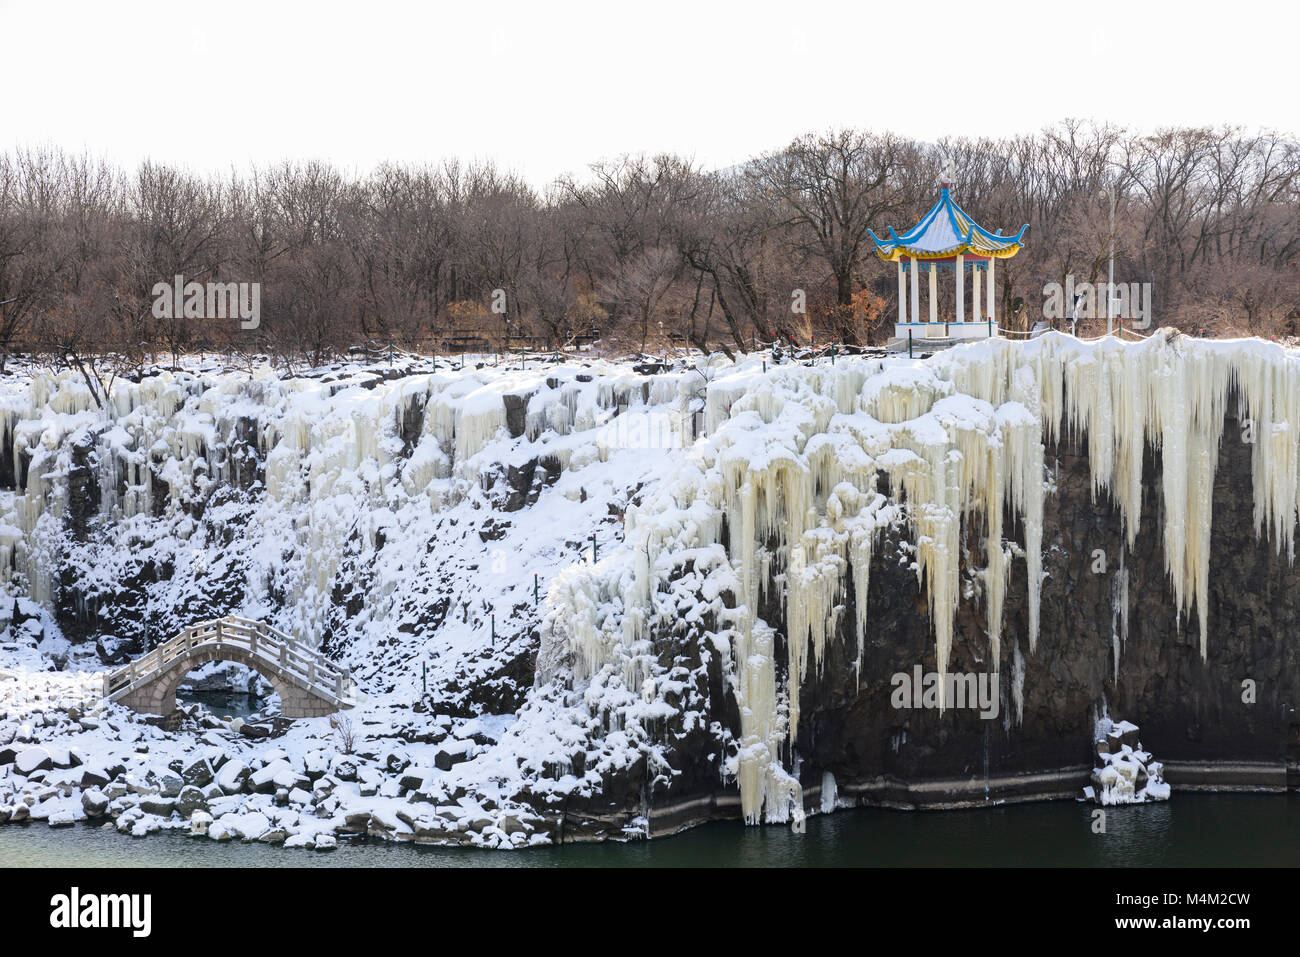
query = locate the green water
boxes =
[2,794,1297,867]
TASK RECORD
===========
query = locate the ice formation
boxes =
[1087,718,1169,805]
[5,328,1300,832]
[543,330,1300,823]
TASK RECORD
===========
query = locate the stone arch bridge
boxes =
[103,616,356,718]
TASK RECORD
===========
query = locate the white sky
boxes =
[1,0,1291,187]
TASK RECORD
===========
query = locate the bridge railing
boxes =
[102,616,355,706]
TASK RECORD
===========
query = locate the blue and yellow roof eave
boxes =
[869,187,1028,263]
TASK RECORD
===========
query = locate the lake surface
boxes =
[2,793,1297,867]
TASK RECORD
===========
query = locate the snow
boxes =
[0,331,1296,844]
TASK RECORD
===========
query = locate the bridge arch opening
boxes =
[175,661,270,718]
[156,650,288,718]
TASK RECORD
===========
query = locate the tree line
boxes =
[1,119,1297,381]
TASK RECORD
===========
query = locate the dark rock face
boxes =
[67,430,101,539]
[502,392,534,439]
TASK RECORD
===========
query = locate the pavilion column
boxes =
[897,260,907,325]
[972,262,982,320]
[987,258,996,325]
[910,257,919,327]
[928,263,937,323]
[955,254,964,323]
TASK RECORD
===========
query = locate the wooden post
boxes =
[928,264,937,323]
[972,263,982,321]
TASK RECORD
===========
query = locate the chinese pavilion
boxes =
[869,181,1028,340]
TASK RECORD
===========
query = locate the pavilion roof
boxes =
[869,188,1028,262]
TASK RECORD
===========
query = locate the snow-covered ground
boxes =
[3,330,1300,847]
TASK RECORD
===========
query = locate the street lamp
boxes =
[1099,187,1116,336]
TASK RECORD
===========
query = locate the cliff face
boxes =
[554,413,1299,836]
[788,408,1295,811]
[3,335,1299,846]
[546,334,1300,835]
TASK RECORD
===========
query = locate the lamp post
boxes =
[1100,187,1116,336]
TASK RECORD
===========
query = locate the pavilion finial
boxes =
[938,151,954,190]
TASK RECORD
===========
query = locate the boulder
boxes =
[384,748,411,774]
[79,766,112,789]
[159,773,184,798]
[399,767,431,791]
[138,797,177,817]
[41,743,72,764]
[232,812,270,840]
[81,789,110,818]
[250,759,292,794]
[341,811,371,833]
[14,747,52,776]
[182,758,214,787]
[176,786,207,817]
[215,759,250,794]
[1114,720,1142,749]
[499,814,530,836]
[303,751,329,781]
[433,748,471,772]
[208,819,235,841]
